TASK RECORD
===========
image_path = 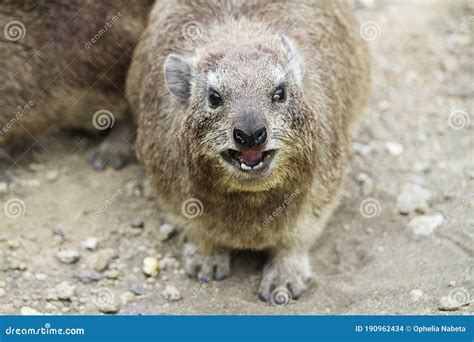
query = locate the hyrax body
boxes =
[127,0,369,300]
[0,0,152,169]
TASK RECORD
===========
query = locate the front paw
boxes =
[258,252,312,303]
[183,243,230,283]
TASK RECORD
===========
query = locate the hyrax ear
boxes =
[164,54,196,99]
[280,36,304,84]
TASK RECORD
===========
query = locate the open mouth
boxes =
[221,149,276,172]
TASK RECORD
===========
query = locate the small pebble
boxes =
[160,256,180,270]
[91,252,111,273]
[396,183,431,214]
[98,304,120,314]
[352,142,373,156]
[130,218,145,228]
[35,273,47,281]
[142,257,160,277]
[130,284,146,296]
[81,237,98,251]
[448,281,456,288]
[72,270,104,283]
[438,296,466,311]
[159,223,176,241]
[45,169,59,182]
[356,172,374,195]
[56,249,80,264]
[408,214,444,236]
[105,269,120,279]
[0,288,6,297]
[161,285,181,301]
[410,289,423,302]
[120,291,136,305]
[55,281,76,300]
[0,181,8,194]
[384,142,404,156]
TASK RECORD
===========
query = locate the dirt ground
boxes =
[0,0,473,315]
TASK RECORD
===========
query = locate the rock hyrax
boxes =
[127,0,370,301]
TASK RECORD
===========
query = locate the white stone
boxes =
[56,281,76,300]
[142,257,160,277]
[397,183,431,214]
[56,249,80,264]
[162,285,181,301]
[410,289,423,302]
[408,214,444,236]
[81,237,98,250]
[384,142,404,156]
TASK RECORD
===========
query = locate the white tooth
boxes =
[252,161,264,170]
[240,163,252,171]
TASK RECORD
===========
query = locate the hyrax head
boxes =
[164,36,313,192]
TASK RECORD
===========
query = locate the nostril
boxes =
[233,128,247,146]
[254,127,267,146]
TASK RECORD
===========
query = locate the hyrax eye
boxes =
[272,86,286,102]
[208,89,222,108]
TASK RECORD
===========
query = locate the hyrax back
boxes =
[127,0,370,300]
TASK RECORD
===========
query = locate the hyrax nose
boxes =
[233,126,267,149]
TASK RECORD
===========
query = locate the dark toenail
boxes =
[214,273,226,281]
[198,275,210,283]
[258,293,270,302]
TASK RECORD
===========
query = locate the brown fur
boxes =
[128,0,370,300]
[0,0,153,145]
